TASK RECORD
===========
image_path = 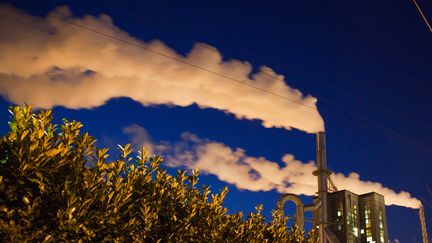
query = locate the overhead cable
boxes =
[413,0,432,32]
[47,13,432,154]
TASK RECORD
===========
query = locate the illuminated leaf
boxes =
[0,105,315,242]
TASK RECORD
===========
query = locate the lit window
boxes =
[337,211,342,216]
[361,229,365,234]
[367,236,373,242]
[366,219,371,227]
[353,227,358,237]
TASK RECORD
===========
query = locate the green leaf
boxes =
[0,105,313,242]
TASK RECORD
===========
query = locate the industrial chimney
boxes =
[419,205,429,243]
[314,131,330,243]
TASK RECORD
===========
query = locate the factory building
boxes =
[317,190,388,243]
[358,192,388,243]
[327,190,361,243]
[279,132,426,243]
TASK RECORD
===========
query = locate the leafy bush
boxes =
[0,105,317,242]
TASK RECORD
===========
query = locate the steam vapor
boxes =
[0,5,323,133]
[124,124,422,209]
[0,4,421,209]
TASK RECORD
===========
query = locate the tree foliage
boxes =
[0,105,317,242]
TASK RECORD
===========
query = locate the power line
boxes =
[413,0,432,32]
[47,13,432,154]
[116,6,432,150]
[322,107,432,153]
[47,14,315,111]
[115,4,432,131]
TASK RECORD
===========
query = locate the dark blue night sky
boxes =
[1,0,431,241]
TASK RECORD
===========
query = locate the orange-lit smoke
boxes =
[123,124,422,209]
[0,5,323,133]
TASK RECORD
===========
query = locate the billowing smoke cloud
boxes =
[0,5,324,133]
[123,124,422,209]
[122,124,155,155]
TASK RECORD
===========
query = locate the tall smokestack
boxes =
[419,205,429,243]
[315,131,330,243]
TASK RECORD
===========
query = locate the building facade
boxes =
[327,190,361,243]
[358,192,388,243]
[315,190,388,243]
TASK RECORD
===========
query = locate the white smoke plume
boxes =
[123,124,422,209]
[122,124,155,155]
[0,5,324,133]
